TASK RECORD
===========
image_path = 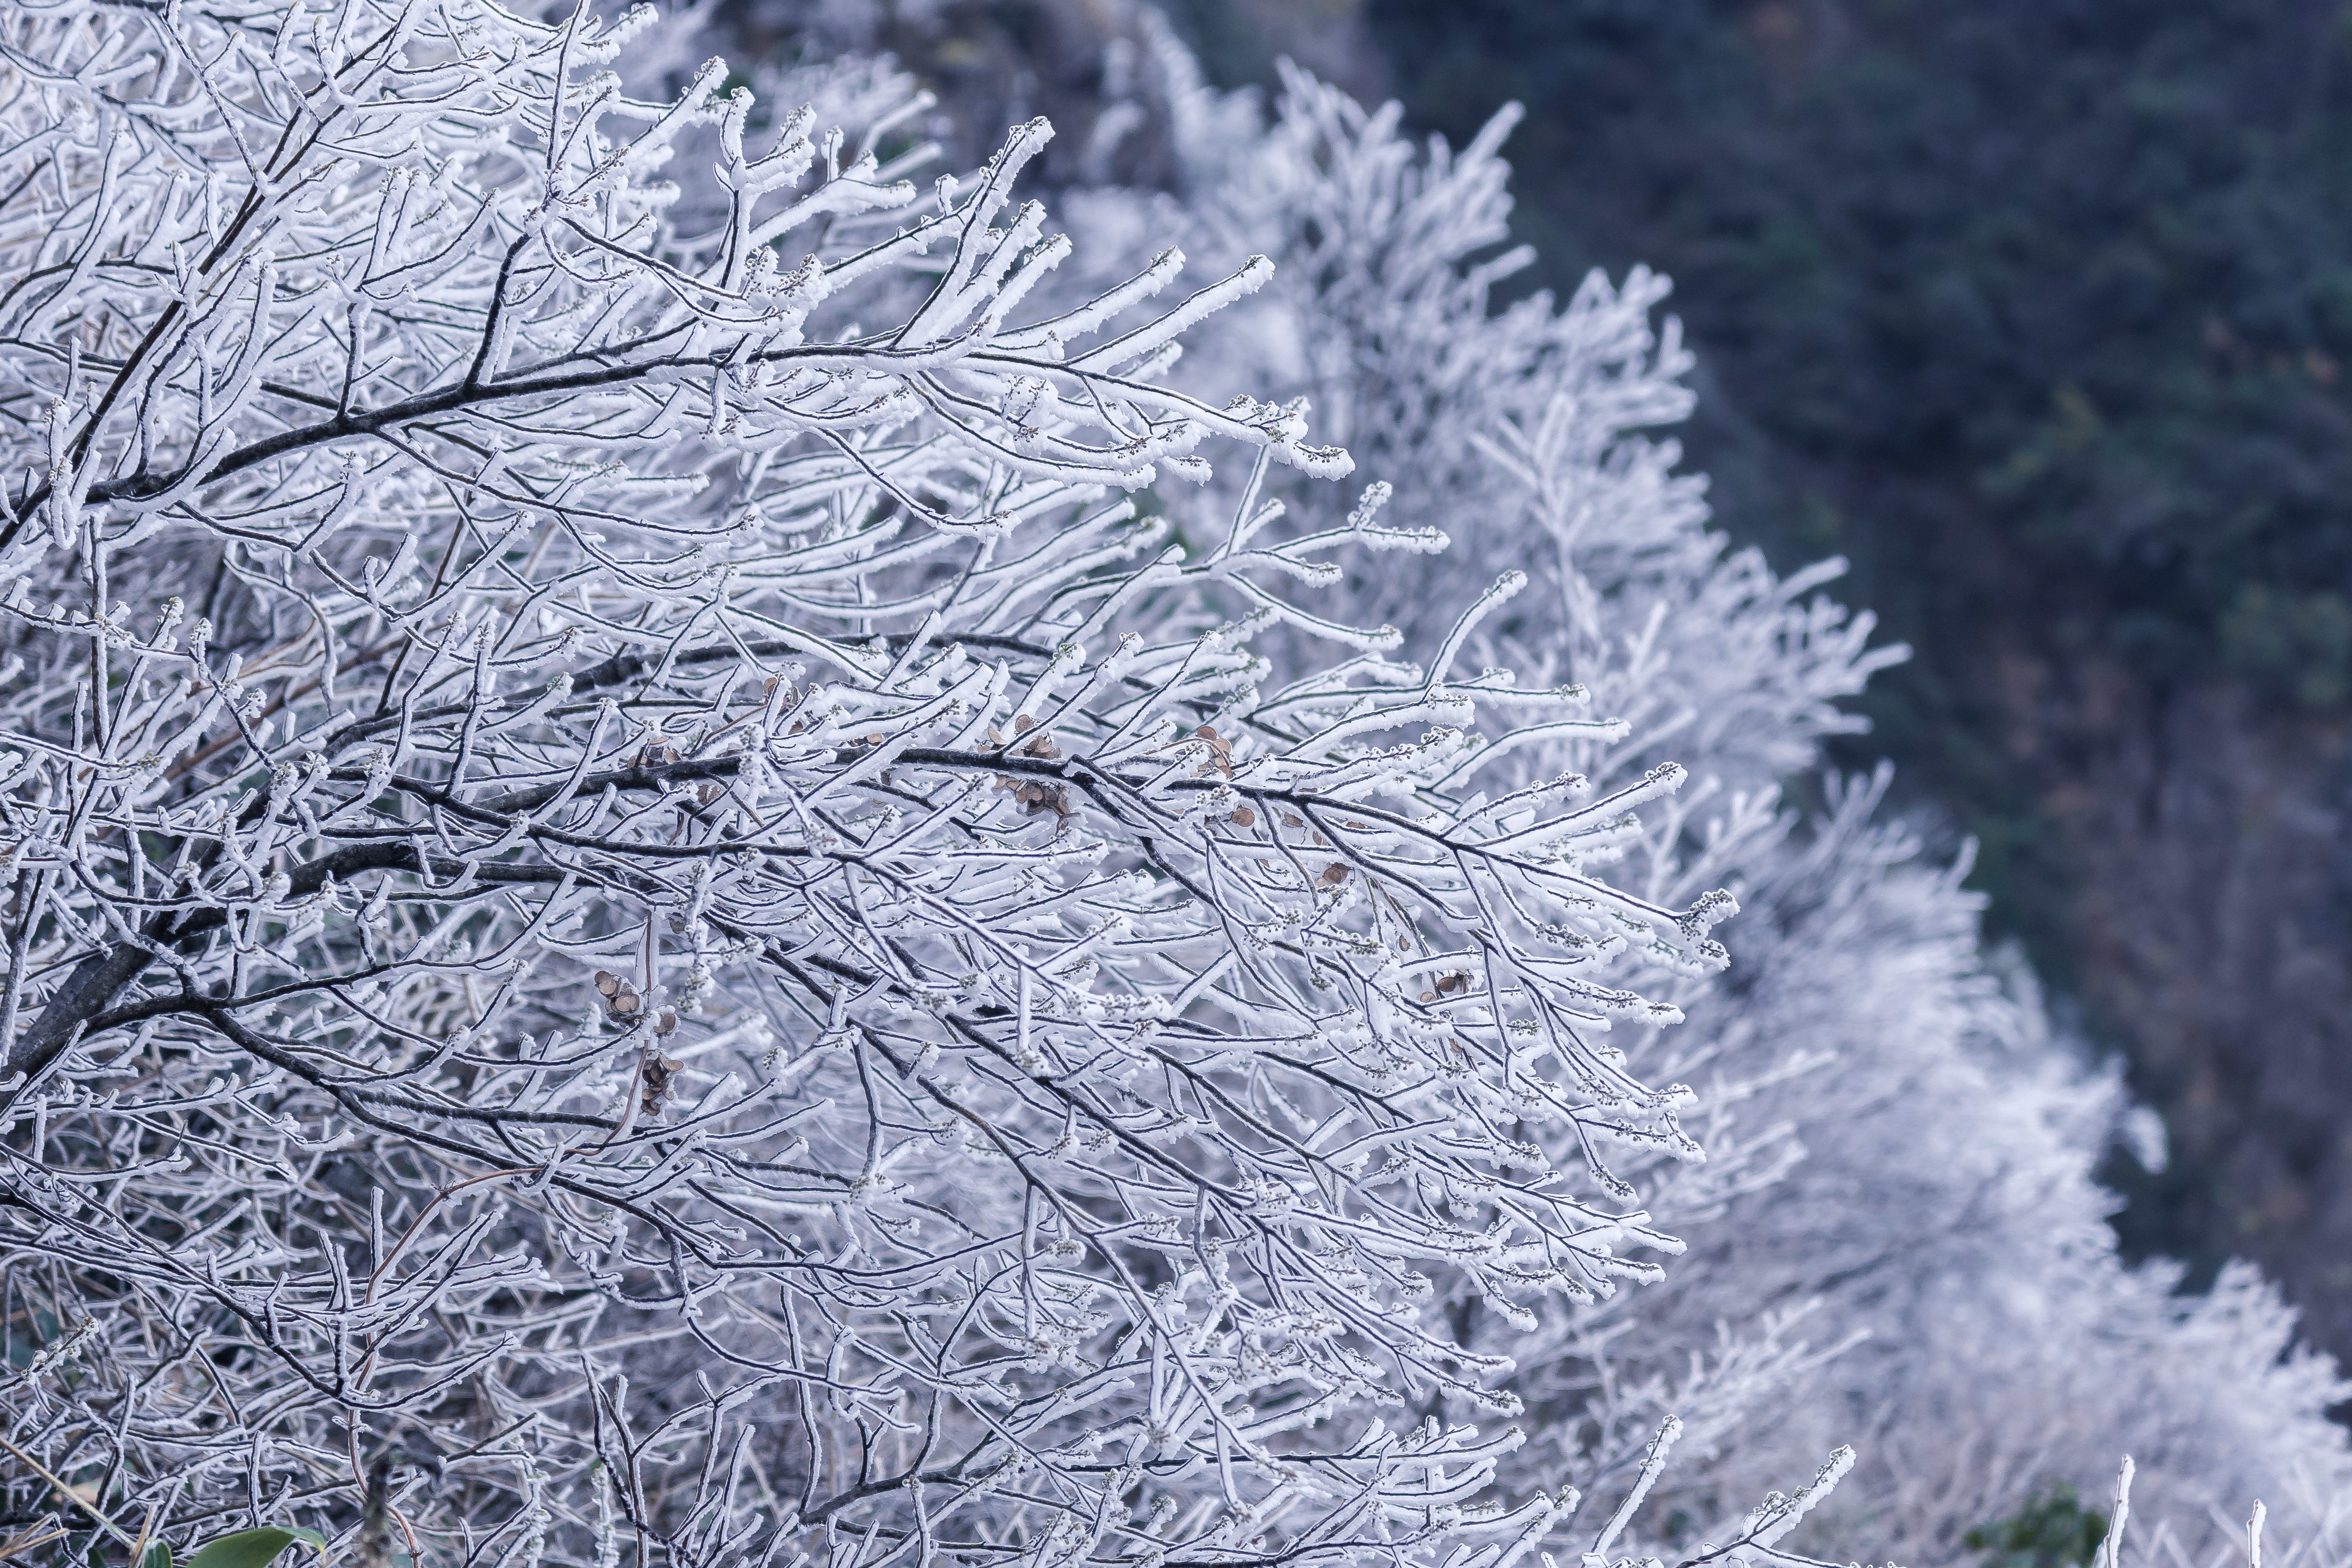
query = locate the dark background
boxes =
[1343,0,2352,1360]
[737,0,2352,1368]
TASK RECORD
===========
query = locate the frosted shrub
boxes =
[5,3,2341,1564]
[0,4,1812,1565]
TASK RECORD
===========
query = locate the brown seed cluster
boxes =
[594,969,679,1038]
[1192,724,1234,777]
[988,715,1073,817]
[639,1049,685,1115]
[593,971,685,1114]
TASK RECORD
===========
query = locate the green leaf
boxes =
[184,1527,325,1568]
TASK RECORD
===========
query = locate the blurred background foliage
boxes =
[1359,0,2352,954]
[1963,1484,2111,1568]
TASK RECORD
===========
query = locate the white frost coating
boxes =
[2103,1457,2137,1568]
[0,4,1750,1565]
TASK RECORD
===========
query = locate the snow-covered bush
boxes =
[0,5,1849,1567]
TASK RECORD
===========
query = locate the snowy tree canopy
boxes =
[0,5,1815,1566]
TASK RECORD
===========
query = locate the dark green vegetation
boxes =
[1364,0,2352,943]
[1356,0,2352,1364]
[1964,1485,2111,1568]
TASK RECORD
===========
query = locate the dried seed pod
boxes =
[640,1050,685,1114]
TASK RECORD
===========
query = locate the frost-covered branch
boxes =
[0,5,1747,1566]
